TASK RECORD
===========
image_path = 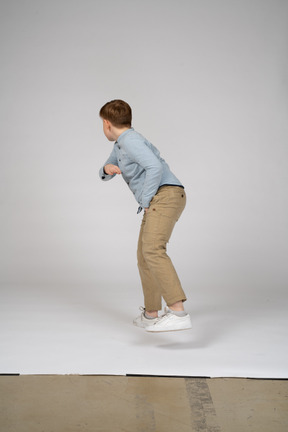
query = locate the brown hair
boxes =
[99,99,132,127]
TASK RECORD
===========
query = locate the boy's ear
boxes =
[103,119,111,129]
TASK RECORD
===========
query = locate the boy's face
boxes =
[102,119,114,141]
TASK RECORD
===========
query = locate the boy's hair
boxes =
[99,99,132,128]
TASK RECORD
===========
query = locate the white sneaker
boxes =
[146,308,192,332]
[133,307,159,328]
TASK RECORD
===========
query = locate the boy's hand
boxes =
[104,164,121,175]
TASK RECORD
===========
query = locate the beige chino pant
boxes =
[137,186,187,311]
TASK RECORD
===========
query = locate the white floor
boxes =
[1,283,287,378]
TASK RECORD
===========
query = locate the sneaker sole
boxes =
[146,325,192,333]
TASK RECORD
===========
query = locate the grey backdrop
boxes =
[1,0,287,309]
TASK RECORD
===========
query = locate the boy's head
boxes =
[99,99,132,128]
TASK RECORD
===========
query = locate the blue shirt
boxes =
[99,128,183,209]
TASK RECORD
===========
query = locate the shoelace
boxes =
[139,306,175,322]
[150,310,173,325]
[159,312,171,320]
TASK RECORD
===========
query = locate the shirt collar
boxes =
[115,128,134,145]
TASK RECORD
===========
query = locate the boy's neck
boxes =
[102,119,131,141]
[113,126,130,141]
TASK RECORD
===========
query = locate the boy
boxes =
[99,100,191,332]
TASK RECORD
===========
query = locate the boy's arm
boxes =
[99,147,120,181]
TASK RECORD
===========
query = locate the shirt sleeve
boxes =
[99,146,119,182]
[121,139,163,207]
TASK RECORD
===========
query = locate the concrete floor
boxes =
[0,375,287,431]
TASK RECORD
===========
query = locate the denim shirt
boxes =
[99,128,183,209]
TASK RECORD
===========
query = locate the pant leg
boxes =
[137,186,187,311]
[137,217,162,311]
